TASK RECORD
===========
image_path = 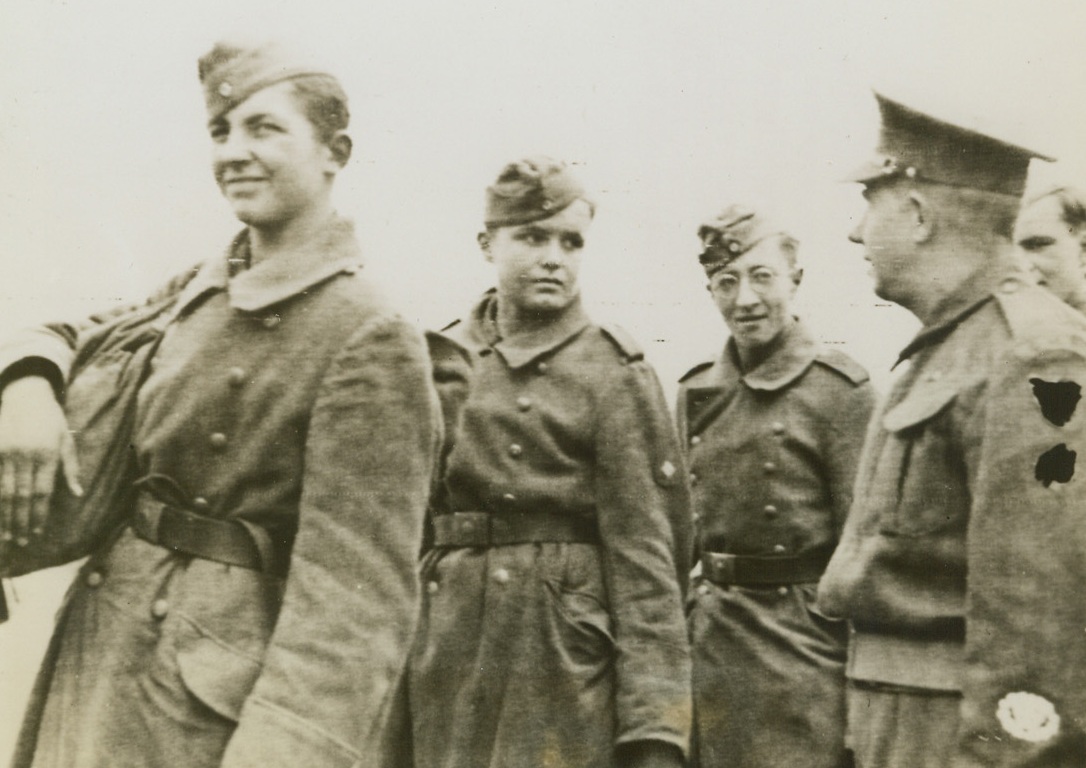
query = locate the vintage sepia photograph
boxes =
[1,0,1084,765]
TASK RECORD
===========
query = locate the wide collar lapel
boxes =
[737,319,818,391]
[463,290,592,370]
[175,215,364,316]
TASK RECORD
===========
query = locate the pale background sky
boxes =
[2,0,1085,755]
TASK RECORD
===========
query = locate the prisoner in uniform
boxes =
[819,91,1086,767]
[409,156,693,768]
[0,41,439,768]
[1014,184,1086,312]
[679,206,875,768]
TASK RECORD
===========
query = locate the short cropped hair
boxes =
[1024,185,1086,232]
[288,75,350,147]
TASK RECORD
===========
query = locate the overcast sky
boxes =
[2,0,1085,751]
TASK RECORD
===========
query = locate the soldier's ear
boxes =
[477,231,493,262]
[906,190,936,244]
[327,132,352,169]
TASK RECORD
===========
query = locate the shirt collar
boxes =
[459,289,592,370]
[174,215,364,315]
[894,248,1029,365]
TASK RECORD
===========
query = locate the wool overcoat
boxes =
[678,319,875,768]
[4,217,440,768]
[408,292,693,768]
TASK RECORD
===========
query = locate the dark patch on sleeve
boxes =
[1029,378,1081,426]
[1035,444,1077,487]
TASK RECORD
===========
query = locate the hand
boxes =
[617,740,686,768]
[0,376,82,545]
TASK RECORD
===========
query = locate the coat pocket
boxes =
[177,632,264,722]
[543,546,616,670]
[877,386,967,537]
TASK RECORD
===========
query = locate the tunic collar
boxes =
[689,319,816,393]
[174,215,364,315]
[722,318,818,392]
[460,289,592,370]
[894,248,1028,365]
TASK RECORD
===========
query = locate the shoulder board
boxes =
[993,277,1086,357]
[599,323,644,362]
[814,348,870,386]
[678,359,715,384]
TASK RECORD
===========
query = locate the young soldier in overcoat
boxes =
[409,156,693,768]
[819,92,1086,767]
[0,42,439,768]
[679,206,875,768]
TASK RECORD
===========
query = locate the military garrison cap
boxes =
[845,91,1053,197]
[198,40,341,123]
[485,156,593,228]
[697,204,789,275]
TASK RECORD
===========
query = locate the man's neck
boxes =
[248,203,334,266]
[495,298,578,347]
[902,239,1013,327]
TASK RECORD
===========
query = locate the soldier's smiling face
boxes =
[481,199,594,318]
[1015,194,1086,305]
[709,238,800,354]
[210,81,341,229]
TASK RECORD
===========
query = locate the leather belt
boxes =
[132,492,288,577]
[701,543,834,586]
[433,511,599,548]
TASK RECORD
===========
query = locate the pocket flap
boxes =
[882,386,957,432]
[177,635,263,722]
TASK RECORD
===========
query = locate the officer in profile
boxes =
[819,92,1086,767]
[1014,184,1086,312]
[409,156,693,768]
[679,205,875,768]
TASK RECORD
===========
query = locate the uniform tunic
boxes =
[409,291,693,768]
[819,256,1086,767]
[678,320,875,768]
[5,217,440,768]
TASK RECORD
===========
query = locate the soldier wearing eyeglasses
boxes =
[678,206,876,768]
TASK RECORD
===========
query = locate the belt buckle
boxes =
[706,552,737,585]
[452,513,491,547]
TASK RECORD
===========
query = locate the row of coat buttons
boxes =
[426,568,512,595]
[206,368,249,452]
[697,583,791,597]
[85,571,170,619]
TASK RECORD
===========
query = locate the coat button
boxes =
[501,493,516,504]
[85,571,103,588]
[228,367,247,387]
[151,599,169,620]
[192,496,210,511]
[778,586,789,596]
[689,472,698,486]
[427,581,440,595]
[764,504,778,517]
[492,568,511,584]
[771,422,785,435]
[209,432,228,450]
[508,444,523,458]
[697,583,711,596]
[690,435,701,446]
[692,512,701,522]
[516,397,532,412]
[536,362,549,374]
[763,461,777,473]
[773,544,787,553]
[262,314,281,329]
